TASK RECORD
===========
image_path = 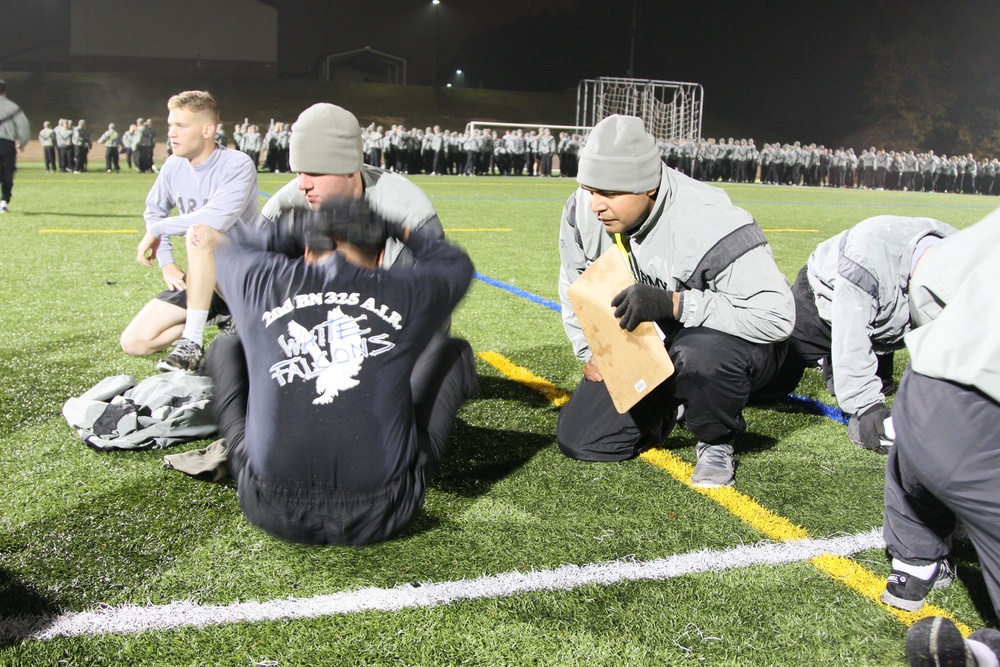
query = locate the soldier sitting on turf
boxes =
[556,115,795,488]
[167,100,475,500]
[757,215,956,453]
[197,200,477,545]
[119,91,259,372]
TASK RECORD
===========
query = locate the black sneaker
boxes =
[156,338,204,372]
[881,558,957,612]
[905,617,973,667]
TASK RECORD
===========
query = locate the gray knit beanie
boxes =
[289,103,363,175]
[577,115,661,192]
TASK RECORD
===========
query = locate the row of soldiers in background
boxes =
[37,117,158,174]
[362,124,583,178]
[36,118,91,173]
[41,116,1000,195]
[226,121,292,173]
[662,138,1000,195]
[35,116,296,175]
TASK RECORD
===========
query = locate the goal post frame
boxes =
[576,77,704,142]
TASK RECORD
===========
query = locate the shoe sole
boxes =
[881,589,926,612]
[156,359,197,373]
[905,616,971,667]
[690,477,735,489]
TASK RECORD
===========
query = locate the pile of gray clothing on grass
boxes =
[62,371,216,451]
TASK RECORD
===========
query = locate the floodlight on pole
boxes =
[431,0,441,87]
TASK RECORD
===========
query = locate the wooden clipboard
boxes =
[567,246,674,413]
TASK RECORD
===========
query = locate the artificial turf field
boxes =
[0,162,995,666]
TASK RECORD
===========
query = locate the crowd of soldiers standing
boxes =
[35,117,293,175]
[225,121,292,173]
[362,124,581,178]
[35,118,95,173]
[33,114,1000,196]
[661,138,1000,196]
[37,116,163,174]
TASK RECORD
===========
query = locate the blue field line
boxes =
[475,272,561,312]
[786,394,849,424]
[475,272,850,425]
[258,189,273,198]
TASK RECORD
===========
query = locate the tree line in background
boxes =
[862,0,1000,157]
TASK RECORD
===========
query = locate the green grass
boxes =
[0,163,996,665]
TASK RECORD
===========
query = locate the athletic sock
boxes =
[969,639,1000,667]
[181,309,209,346]
[891,558,939,580]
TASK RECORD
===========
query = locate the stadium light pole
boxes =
[431,0,441,87]
[627,0,637,78]
[456,69,464,87]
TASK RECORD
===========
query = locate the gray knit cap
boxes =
[577,115,661,192]
[289,103,363,175]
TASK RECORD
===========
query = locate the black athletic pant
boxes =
[884,369,1000,617]
[43,146,57,172]
[60,145,74,172]
[205,331,477,545]
[74,145,88,172]
[0,139,15,203]
[105,147,119,172]
[540,153,552,176]
[757,265,895,402]
[557,326,785,461]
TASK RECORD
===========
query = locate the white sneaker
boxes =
[0,200,8,213]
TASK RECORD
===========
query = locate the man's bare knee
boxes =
[120,328,152,356]
[120,300,186,355]
[186,224,221,251]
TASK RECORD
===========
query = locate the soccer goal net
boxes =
[577,77,704,142]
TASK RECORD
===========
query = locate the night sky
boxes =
[266,0,998,147]
[4,0,1000,149]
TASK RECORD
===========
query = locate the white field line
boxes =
[1,528,883,643]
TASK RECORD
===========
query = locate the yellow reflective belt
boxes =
[613,233,638,282]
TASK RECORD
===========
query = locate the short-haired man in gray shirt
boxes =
[120,91,259,372]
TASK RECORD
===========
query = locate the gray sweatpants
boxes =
[883,368,1000,617]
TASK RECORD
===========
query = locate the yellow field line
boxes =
[813,554,972,633]
[477,351,569,407]
[39,229,138,234]
[443,228,512,233]
[638,448,809,541]
[476,350,973,635]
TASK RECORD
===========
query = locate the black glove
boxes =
[848,403,892,453]
[610,284,675,332]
